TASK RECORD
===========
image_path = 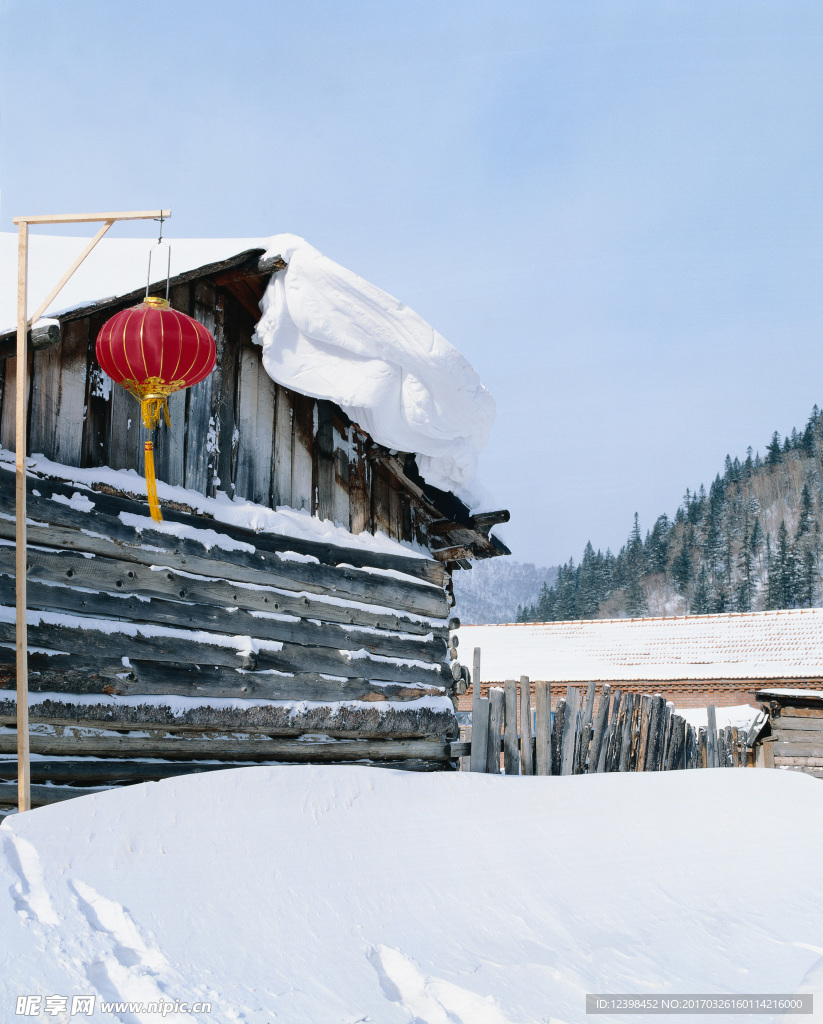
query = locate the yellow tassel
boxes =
[140,397,169,431]
[144,441,162,522]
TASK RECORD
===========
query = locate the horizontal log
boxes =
[0,782,111,807]
[0,615,447,686]
[774,755,823,767]
[0,652,443,703]
[4,545,447,638]
[0,573,446,664]
[772,742,823,758]
[0,320,60,360]
[771,728,823,745]
[0,506,447,619]
[0,467,445,588]
[0,758,259,785]
[770,716,823,731]
[0,733,451,762]
[773,706,823,719]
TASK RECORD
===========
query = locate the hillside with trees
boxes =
[454,558,556,624]
[518,405,823,622]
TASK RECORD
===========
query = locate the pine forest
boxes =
[518,405,823,622]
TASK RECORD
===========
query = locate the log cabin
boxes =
[0,234,510,812]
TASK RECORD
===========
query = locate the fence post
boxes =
[503,680,519,776]
[706,705,718,768]
[470,697,490,773]
[560,686,581,775]
[576,680,596,774]
[487,687,505,774]
[519,676,534,776]
[589,683,611,772]
[600,689,622,772]
[618,693,635,771]
[535,681,552,776]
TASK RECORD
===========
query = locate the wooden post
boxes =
[618,692,634,771]
[470,696,490,773]
[588,683,610,772]
[550,698,565,776]
[731,726,740,767]
[503,679,519,776]
[487,687,505,774]
[535,681,552,776]
[471,646,481,720]
[576,680,596,774]
[636,694,652,770]
[706,705,718,768]
[698,726,707,768]
[599,688,622,772]
[560,686,580,775]
[15,220,30,814]
[11,209,170,814]
[519,675,533,776]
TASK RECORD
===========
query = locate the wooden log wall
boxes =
[0,278,431,549]
[756,693,823,777]
[453,650,751,775]
[0,462,457,809]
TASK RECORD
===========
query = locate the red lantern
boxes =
[96,295,216,522]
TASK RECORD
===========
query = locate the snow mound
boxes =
[1,766,821,1022]
[254,234,495,503]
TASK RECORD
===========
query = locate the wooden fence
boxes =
[454,650,749,775]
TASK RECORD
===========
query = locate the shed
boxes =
[0,232,509,810]
[457,610,823,713]
[753,689,823,778]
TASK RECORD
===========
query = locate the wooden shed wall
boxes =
[0,277,423,547]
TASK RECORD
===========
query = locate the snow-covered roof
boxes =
[0,231,494,503]
[461,608,823,683]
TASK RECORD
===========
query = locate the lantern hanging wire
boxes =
[146,213,171,302]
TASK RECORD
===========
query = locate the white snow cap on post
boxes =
[253,234,495,505]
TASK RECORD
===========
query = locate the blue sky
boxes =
[3,1,823,566]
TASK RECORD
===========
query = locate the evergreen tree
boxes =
[692,565,712,614]
[765,432,783,466]
[671,533,693,596]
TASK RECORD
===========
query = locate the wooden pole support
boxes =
[13,208,171,814]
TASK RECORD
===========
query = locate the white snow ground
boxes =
[1,765,821,1024]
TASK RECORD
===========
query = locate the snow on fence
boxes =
[455,649,752,775]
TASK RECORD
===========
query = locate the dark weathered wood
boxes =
[599,689,622,772]
[0,507,447,620]
[685,723,698,769]
[698,726,707,767]
[291,392,314,512]
[5,574,445,665]
[769,715,823,731]
[503,679,519,776]
[470,696,490,773]
[0,758,246,785]
[348,426,371,535]
[0,617,445,687]
[665,715,686,770]
[661,703,674,768]
[183,281,216,495]
[0,319,60,360]
[0,733,451,762]
[535,681,552,776]
[7,543,445,640]
[550,697,565,776]
[618,692,635,771]
[0,782,110,807]
[636,694,652,770]
[519,675,533,776]
[560,686,580,775]
[576,680,596,774]
[588,683,610,772]
[487,687,505,774]
[645,695,666,771]
[316,400,335,523]
[0,652,443,703]
[706,705,718,768]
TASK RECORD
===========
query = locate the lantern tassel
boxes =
[140,397,169,431]
[143,441,162,522]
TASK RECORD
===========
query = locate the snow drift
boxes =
[1,766,820,1023]
[253,234,495,503]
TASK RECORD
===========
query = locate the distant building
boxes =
[458,608,823,711]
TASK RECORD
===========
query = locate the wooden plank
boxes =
[599,689,622,772]
[29,332,63,458]
[535,680,552,776]
[316,400,335,522]
[232,345,259,501]
[0,354,31,452]
[271,383,293,507]
[371,466,392,538]
[2,545,445,639]
[183,281,216,495]
[0,782,111,807]
[588,683,611,772]
[576,680,596,774]
[770,715,823,731]
[772,728,823,745]
[560,686,580,775]
[774,754,823,767]
[549,697,565,776]
[685,723,698,769]
[519,675,534,776]
[51,318,88,465]
[470,696,490,773]
[291,393,314,512]
[618,692,635,771]
[772,741,823,757]
[731,726,740,767]
[333,424,351,528]
[706,705,719,768]
[109,378,147,472]
[215,292,239,498]
[660,704,674,769]
[348,426,371,534]
[772,706,823,719]
[503,679,519,776]
[645,695,665,771]
[487,687,504,774]
[0,733,450,763]
[636,694,652,770]
[0,758,248,785]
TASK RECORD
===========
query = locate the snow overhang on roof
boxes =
[0,233,498,511]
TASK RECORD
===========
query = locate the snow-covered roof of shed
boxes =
[0,231,494,503]
[461,608,823,683]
